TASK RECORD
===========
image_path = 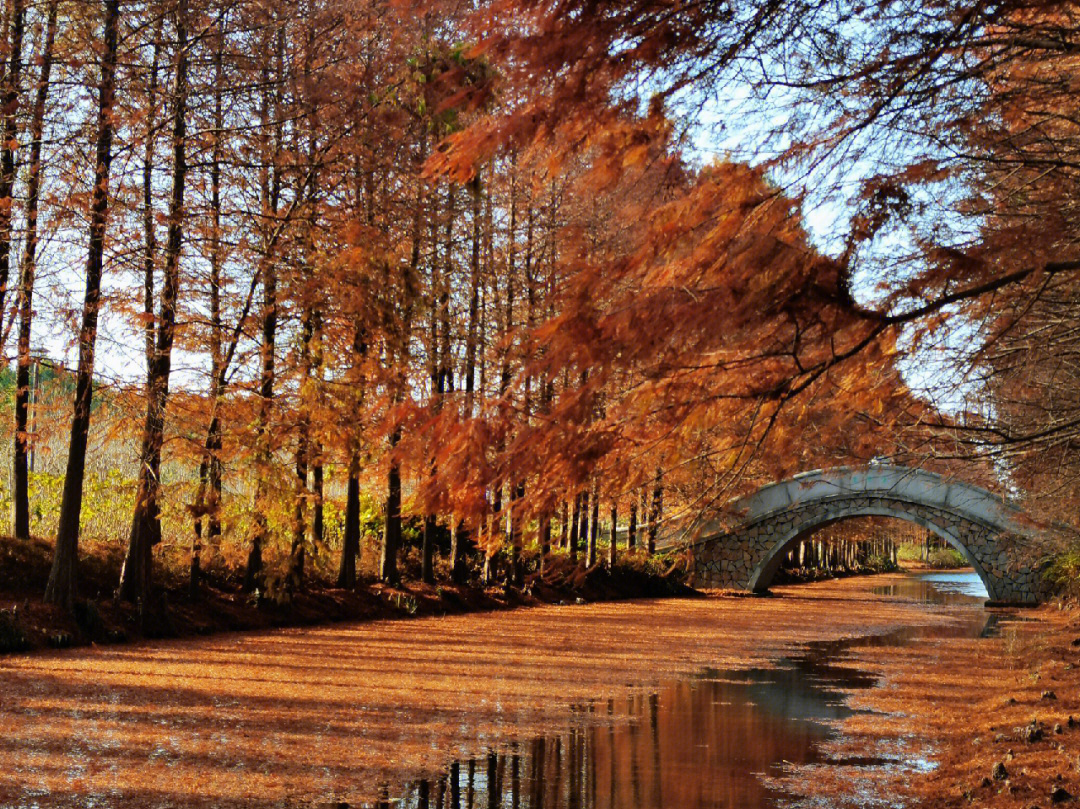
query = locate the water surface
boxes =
[0,573,994,808]
[872,569,990,603]
[392,571,993,809]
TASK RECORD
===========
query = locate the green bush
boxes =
[1045,542,1080,600]
[927,548,967,569]
[896,542,924,563]
[863,553,899,573]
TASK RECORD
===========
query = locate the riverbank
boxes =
[781,574,1080,808]
[0,535,690,655]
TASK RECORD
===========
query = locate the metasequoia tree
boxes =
[15,0,989,608]
[44,0,122,609]
[421,0,1080,521]
[12,0,59,541]
[120,0,191,603]
[0,0,25,333]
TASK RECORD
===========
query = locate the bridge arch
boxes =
[744,504,993,593]
[687,466,1052,605]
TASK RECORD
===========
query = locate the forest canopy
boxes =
[0,0,1075,607]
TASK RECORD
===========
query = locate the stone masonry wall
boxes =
[690,495,1049,605]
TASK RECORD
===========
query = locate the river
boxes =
[0,571,1002,808]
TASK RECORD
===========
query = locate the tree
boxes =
[120,0,191,604]
[45,0,121,609]
[12,0,58,541]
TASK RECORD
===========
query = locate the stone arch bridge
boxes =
[677,466,1057,605]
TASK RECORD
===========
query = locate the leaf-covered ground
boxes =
[780,596,1080,808]
[0,575,974,808]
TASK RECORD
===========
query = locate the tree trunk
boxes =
[586,480,600,567]
[421,513,437,585]
[338,447,362,588]
[244,42,284,594]
[488,482,503,584]
[289,300,315,594]
[568,491,581,564]
[446,172,484,586]
[449,520,469,584]
[140,17,164,385]
[290,416,309,592]
[381,121,425,586]
[509,481,524,588]
[380,429,402,584]
[647,469,663,555]
[607,504,617,568]
[44,0,120,610]
[191,27,228,594]
[539,512,551,575]
[312,453,324,545]
[0,0,24,331]
[464,171,483,410]
[627,500,637,551]
[13,0,56,541]
[120,0,189,604]
[339,155,371,587]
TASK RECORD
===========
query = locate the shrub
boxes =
[1045,542,1080,600]
[927,548,967,569]
[896,542,923,563]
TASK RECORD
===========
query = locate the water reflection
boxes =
[374,573,993,809]
[377,669,850,809]
[872,570,990,603]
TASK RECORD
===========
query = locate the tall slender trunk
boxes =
[290,302,314,592]
[499,165,516,585]
[12,0,56,540]
[288,18,322,595]
[422,182,455,584]
[510,200,536,588]
[309,312,325,555]
[627,500,637,550]
[192,26,227,593]
[509,481,523,588]
[246,254,278,591]
[647,468,663,555]
[44,0,120,609]
[338,446,361,587]
[586,479,599,567]
[339,157,373,588]
[339,322,366,588]
[607,503,617,568]
[311,445,323,543]
[539,512,551,571]
[464,172,482,412]
[487,482,502,584]
[245,41,284,593]
[140,18,164,383]
[382,127,426,584]
[449,170,485,584]
[380,427,402,584]
[568,491,581,564]
[120,0,190,604]
[0,0,24,333]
